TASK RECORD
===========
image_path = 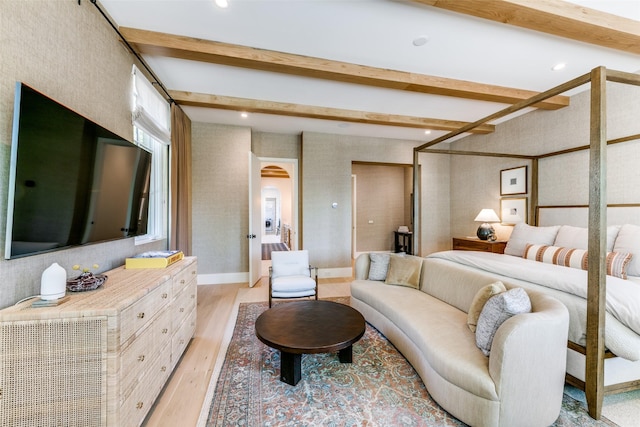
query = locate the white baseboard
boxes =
[197,267,352,285]
[198,272,248,285]
[317,267,352,279]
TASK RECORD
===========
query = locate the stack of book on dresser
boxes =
[125,250,184,269]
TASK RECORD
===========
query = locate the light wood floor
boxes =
[142,276,351,427]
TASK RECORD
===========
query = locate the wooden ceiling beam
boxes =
[415,0,640,55]
[169,90,496,134]
[120,27,569,110]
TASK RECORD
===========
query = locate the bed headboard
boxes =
[536,205,640,227]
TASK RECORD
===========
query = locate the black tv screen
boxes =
[5,82,152,259]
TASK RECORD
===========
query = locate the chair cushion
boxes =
[271,250,311,278]
[272,275,316,293]
[272,290,317,298]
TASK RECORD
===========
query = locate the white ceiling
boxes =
[99,0,640,143]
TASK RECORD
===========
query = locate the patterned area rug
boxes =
[203,299,619,427]
[261,243,288,260]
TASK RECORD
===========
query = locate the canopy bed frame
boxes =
[412,66,640,420]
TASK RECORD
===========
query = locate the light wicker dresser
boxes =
[0,257,197,427]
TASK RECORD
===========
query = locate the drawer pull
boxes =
[192,270,196,275]
[179,307,184,313]
[136,401,144,410]
[161,366,167,372]
[162,328,168,334]
[191,294,195,299]
[138,312,145,319]
[162,293,168,299]
[138,355,145,362]
[181,279,185,284]
[180,339,185,345]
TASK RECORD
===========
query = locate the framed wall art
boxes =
[501,197,527,225]
[500,165,527,196]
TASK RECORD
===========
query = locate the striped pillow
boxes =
[524,244,633,280]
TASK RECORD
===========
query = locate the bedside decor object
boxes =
[474,209,501,240]
[66,263,107,292]
[66,272,108,292]
[500,165,527,195]
[125,250,184,269]
[40,262,66,300]
[501,197,528,225]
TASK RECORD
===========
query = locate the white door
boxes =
[248,152,262,287]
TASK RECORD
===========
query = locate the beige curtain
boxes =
[170,104,193,255]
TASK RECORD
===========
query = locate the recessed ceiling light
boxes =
[240,112,248,118]
[215,0,228,8]
[337,123,350,128]
[412,36,429,47]
[424,130,431,135]
[552,62,566,71]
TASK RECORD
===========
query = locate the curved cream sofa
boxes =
[350,253,570,427]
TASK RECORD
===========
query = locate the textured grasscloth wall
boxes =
[301,132,419,268]
[251,131,300,159]
[191,123,251,274]
[0,1,165,308]
[352,164,408,253]
[449,79,640,240]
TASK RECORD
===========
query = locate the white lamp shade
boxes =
[474,209,500,223]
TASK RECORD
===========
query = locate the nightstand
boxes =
[452,237,507,254]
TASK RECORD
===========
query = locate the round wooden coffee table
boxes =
[255,300,366,386]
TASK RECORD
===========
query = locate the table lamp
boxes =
[474,209,500,240]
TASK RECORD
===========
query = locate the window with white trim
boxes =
[131,66,170,243]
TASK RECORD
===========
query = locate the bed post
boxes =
[530,158,538,225]
[413,149,420,256]
[585,66,607,420]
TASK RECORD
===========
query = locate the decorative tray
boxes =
[66,272,108,292]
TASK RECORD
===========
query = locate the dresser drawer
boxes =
[120,310,172,397]
[172,280,197,331]
[172,263,197,296]
[452,237,506,254]
[119,345,172,427]
[120,280,171,345]
[171,308,196,368]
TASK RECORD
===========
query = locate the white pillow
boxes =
[553,225,621,252]
[613,224,640,277]
[475,288,532,356]
[368,253,390,281]
[504,223,560,257]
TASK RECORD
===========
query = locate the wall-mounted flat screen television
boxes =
[5,82,152,259]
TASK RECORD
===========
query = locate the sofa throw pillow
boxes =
[368,253,391,281]
[385,254,423,289]
[476,287,532,356]
[504,223,560,257]
[467,281,507,333]
[524,244,633,280]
